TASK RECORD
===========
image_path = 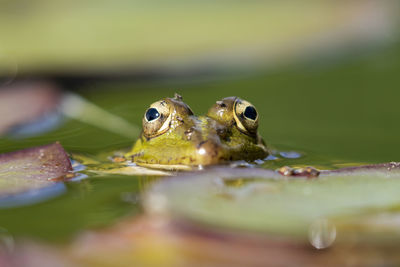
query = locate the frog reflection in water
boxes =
[125,94,268,169]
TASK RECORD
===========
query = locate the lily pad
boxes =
[0,82,62,137]
[5,166,400,266]
[0,143,72,207]
[144,167,400,241]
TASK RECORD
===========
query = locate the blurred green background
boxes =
[0,0,399,244]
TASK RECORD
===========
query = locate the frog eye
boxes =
[243,106,257,120]
[142,101,172,138]
[145,108,160,122]
[233,98,259,134]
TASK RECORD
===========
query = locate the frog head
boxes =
[126,94,268,169]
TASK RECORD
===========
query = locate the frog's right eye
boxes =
[142,101,172,138]
[233,98,259,134]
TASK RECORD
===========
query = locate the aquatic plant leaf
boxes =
[144,167,400,238]
[0,83,62,137]
[0,143,72,207]
[5,166,400,267]
[61,93,139,138]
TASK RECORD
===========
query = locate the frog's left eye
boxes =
[145,108,160,122]
[142,101,172,138]
[233,98,259,134]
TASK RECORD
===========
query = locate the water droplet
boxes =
[308,218,336,249]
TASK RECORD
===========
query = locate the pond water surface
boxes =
[0,44,399,243]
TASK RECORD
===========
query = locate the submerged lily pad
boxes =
[0,143,72,207]
[144,167,400,241]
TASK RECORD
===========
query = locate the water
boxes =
[0,44,399,243]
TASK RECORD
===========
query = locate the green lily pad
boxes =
[0,143,72,207]
[144,167,400,241]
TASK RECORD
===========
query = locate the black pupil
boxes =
[244,106,257,120]
[146,108,160,121]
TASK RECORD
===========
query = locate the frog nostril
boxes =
[145,108,160,122]
[216,101,227,108]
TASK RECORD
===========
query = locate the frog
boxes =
[124,94,268,170]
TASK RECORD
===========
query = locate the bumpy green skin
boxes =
[126,96,268,167]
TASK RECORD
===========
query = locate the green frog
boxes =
[124,94,268,170]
